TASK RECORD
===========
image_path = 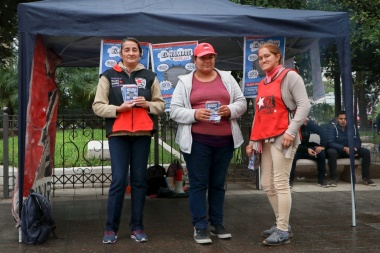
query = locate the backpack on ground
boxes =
[20,189,57,245]
[146,164,167,196]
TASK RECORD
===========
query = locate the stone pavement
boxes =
[1,180,380,253]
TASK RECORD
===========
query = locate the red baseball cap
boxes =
[194,43,217,57]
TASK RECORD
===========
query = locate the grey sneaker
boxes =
[102,230,117,244]
[330,180,337,187]
[263,228,290,246]
[131,230,148,243]
[210,224,232,239]
[362,178,376,186]
[317,181,330,188]
[194,228,212,244]
[261,224,293,238]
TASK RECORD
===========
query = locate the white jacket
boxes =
[170,69,247,154]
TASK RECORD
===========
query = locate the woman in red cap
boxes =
[246,43,310,246]
[170,43,247,244]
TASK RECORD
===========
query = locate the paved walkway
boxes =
[1,180,380,252]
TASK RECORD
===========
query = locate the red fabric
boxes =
[112,64,123,72]
[112,108,153,133]
[265,65,283,83]
[175,169,183,182]
[23,35,61,197]
[190,74,232,136]
[250,69,291,141]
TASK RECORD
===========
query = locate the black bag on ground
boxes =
[20,189,57,245]
[146,165,167,196]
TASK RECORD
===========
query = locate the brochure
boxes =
[121,84,138,102]
[205,101,221,123]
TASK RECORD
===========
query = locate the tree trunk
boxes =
[355,71,369,128]
[334,72,341,115]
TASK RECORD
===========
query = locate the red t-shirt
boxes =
[190,74,232,136]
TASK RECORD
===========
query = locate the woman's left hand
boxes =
[282,133,294,148]
[246,143,254,157]
[134,96,149,109]
[218,105,231,118]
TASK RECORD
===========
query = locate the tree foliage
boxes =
[0,66,18,114]
[55,67,99,111]
[0,0,37,67]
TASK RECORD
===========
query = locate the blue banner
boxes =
[243,37,285,98]
[151,41,197,111]
[99,39,150,75]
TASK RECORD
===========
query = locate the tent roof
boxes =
[18,0,350,69]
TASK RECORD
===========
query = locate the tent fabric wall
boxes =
[17,0,355,222]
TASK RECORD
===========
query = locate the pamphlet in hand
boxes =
[205,101,221,123]
[121,84,138,102]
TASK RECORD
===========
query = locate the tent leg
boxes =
[19,227,22,243]
[255,166,261,190]
[350,168,356,227]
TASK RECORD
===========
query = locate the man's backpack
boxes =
[20,189,57,245]
[146,164,167,196]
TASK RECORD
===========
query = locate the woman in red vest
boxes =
[246,43,310,246]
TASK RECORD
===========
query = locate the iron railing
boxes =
[1,108,18,198]
[5,108,379,198]
[1,109,257,197]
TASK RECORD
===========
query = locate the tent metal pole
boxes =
[350,166,356,227]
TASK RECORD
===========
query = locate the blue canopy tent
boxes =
[17,0,356,224]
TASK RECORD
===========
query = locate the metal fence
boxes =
[1,108,18,198]
[1,109,256,198]
[5,108,379,198]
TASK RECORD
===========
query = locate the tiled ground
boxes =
[1,181,380,253]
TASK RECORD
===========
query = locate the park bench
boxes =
[255,134,367,189]
[293,134,363,182]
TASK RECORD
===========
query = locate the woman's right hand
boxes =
[195,108,211,122]
[116,101,135,113]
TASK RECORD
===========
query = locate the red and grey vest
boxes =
[101,65,157,137]
[250,69,293,141]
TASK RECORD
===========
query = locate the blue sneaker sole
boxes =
[102,237,117,244]
[102,234,117,244]
[131,235,148,243]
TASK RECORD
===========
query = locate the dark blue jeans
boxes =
[183,140,234,230]
[326,147,371,180]
[106,135,151,233]
[290,149,327,184]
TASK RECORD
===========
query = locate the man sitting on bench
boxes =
[289,118,329,188]
[326,111,376,187]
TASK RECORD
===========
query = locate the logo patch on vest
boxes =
[135,78,147,89]
[110,77,123,87]
[257,96,276,114]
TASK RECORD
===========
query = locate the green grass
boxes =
[0,134,18,166]
[1,129,183,167]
